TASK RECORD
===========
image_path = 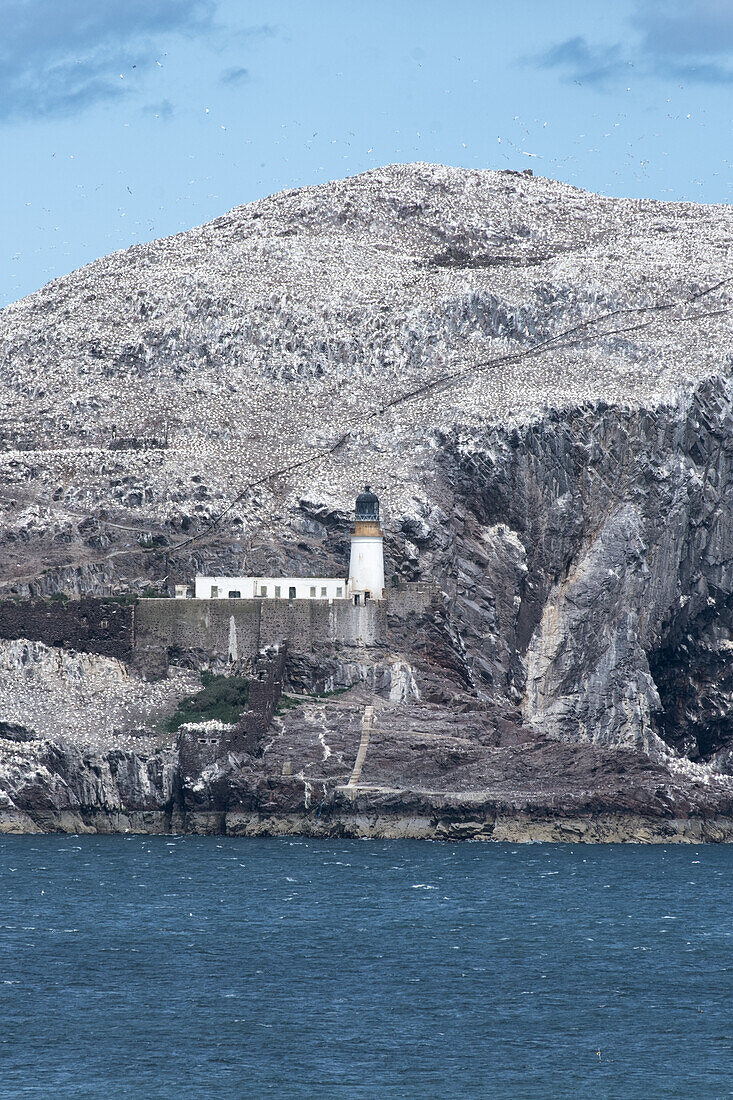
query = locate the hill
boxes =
[1,164,732,834]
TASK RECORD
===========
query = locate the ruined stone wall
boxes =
[247,645,287,721]
[0,598,133,662]
[230,645,288,755]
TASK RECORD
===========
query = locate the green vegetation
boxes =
[163,671,250,733]
[275,693,301,715]
[48,592,69,604]
[140,587,169,598]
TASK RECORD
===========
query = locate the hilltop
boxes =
[0,162,729,591]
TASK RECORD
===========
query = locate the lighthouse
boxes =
[348,486,385,603]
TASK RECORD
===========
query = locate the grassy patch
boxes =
[275,694,302,715]
[164,671,250,733]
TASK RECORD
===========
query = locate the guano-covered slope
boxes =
[0,162,730,588]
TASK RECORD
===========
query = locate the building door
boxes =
[289,586,296,600]
[354,594,360,605]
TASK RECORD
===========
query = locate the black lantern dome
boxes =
[355,485,379,522]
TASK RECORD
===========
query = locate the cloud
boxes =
[221,67,250,85]
[655,58,733,83]
[0,0,216,121]
[634,0,733,57]
[535,36,627,86]
[535,0,733,87]
[634,0,733,82]
[218,24,278,84]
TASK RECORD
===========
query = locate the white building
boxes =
[193,576,346,601]
[191,486,386,604]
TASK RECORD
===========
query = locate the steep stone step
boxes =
[346,705,375,788]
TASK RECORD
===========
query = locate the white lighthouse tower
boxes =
[348,486,385,603]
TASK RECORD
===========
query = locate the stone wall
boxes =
[132,584,440,684]
[177,645,286,782]
[387,582,441,618]
[0,598,133,662]
[133,596,392,677]
[0,585,440,687]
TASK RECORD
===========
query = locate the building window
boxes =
[210,585,219,598]
[336,586,343,597]
[228,590,241,599]
[275,585,281,598]
[310,586,316,597]
[321,586,327,597]
[260,585,268,597]
[289,586,296,600]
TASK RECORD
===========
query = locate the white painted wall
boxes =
[348,535,385,599]
[193,576,348,600]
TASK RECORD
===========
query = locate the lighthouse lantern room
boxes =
[348,485,386,603]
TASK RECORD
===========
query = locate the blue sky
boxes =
[2,0,732,306]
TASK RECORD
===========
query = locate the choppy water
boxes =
[1,836,731,1099]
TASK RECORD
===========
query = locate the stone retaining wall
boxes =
[133,595,406,676]
[0,598,133,662]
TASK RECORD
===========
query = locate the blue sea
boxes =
[1,837,731,1099]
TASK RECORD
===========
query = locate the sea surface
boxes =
[1,836,731,1099]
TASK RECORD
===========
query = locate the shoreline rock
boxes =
[3,808,732,843]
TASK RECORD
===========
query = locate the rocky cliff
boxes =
[1,163,732,837]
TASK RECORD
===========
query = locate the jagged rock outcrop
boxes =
[0,734,177,834]
[1,163,733,834]
[444,379,733,762]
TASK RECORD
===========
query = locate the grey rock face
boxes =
[438,379,733,761]
[444,379,733,763]
[0,163,733,831]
